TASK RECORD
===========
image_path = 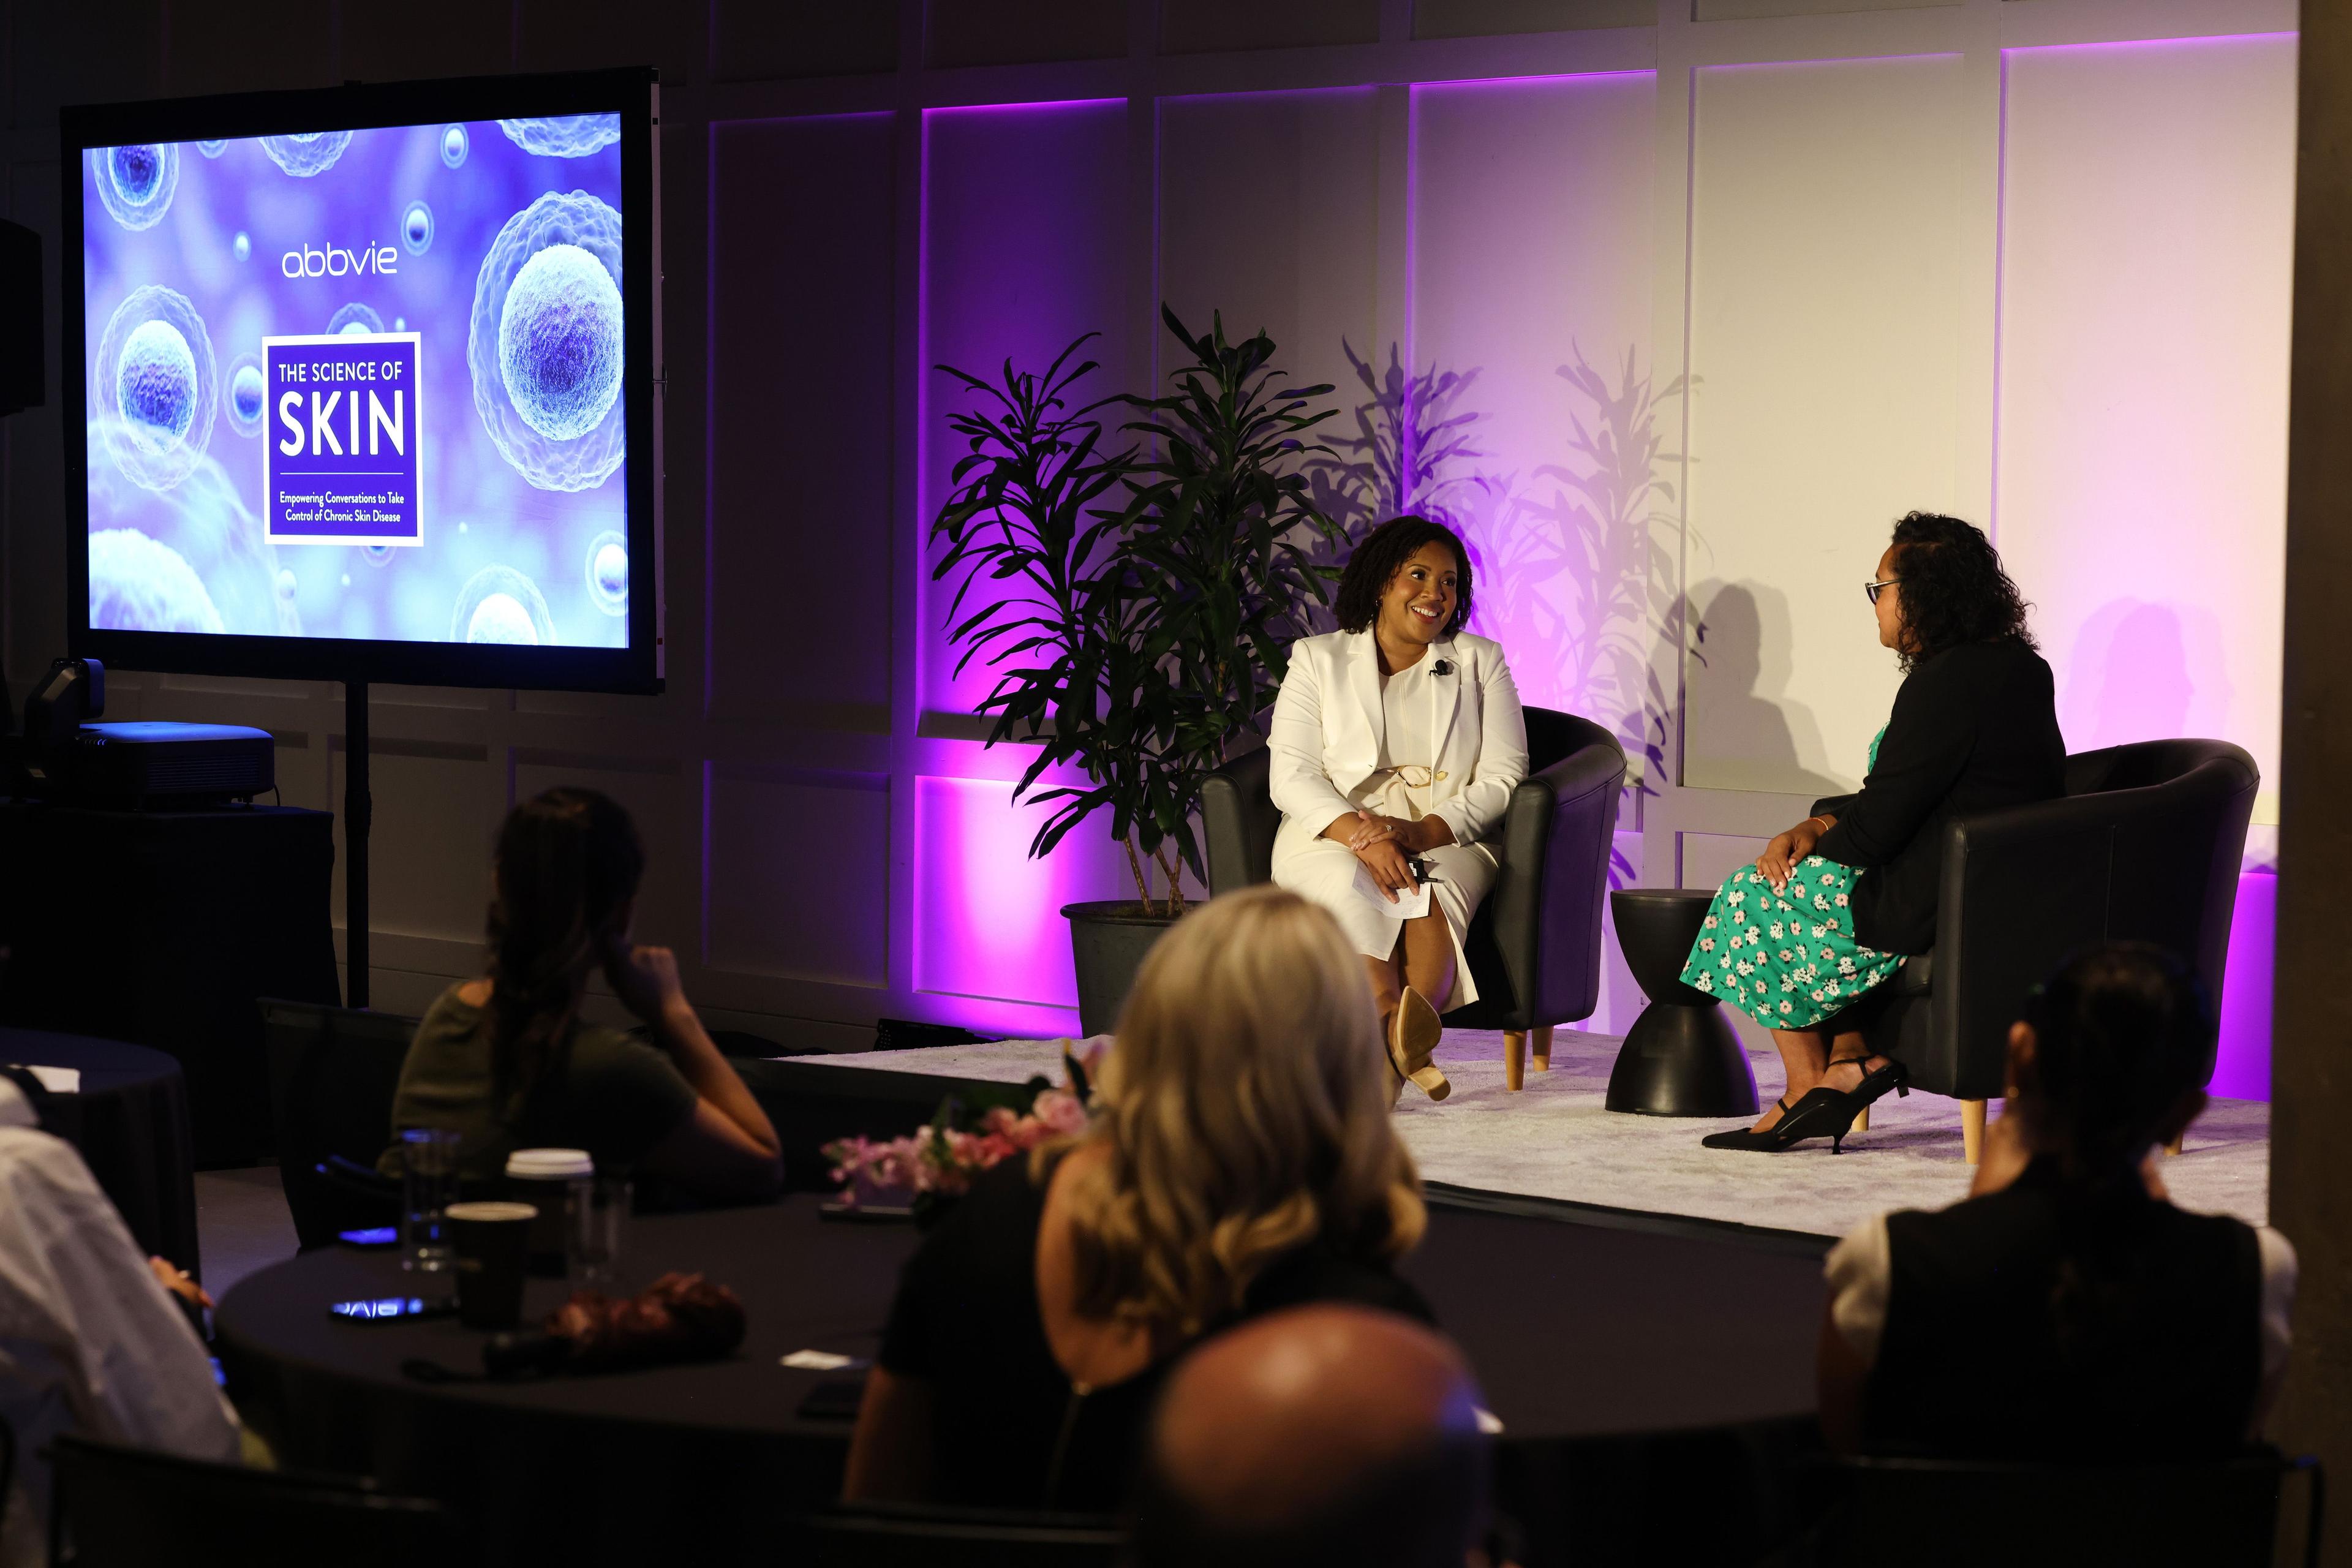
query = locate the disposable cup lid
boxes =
[506,1148,594,1180]
[445,1201,536,1222]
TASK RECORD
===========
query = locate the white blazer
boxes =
[1267,628,1529,864]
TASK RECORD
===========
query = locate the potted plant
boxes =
[929,309,1348,1032]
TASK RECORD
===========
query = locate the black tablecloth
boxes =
[1,1028,200,1277]
[216,1195,1828,1566]
[0,800,341,1166]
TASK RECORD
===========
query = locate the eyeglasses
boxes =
[1864,578,1899,606]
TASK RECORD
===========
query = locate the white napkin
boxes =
[1354,862,1431,921]
[24,1066,78,1094]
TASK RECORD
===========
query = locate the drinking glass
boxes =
[568,1175,631,1286]
[400,1126,462,1275]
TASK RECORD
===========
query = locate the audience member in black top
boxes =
[843,886,1433,1512]
[1817,943,2297,1458]
[1131,1304,1492,1568]
[1700,511,2067,1148]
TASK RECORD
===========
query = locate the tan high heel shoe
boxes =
[1387,987,1450,1101]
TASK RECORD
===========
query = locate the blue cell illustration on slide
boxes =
[585,529,627,616]
[87,421,298,636]
[260,130,353,178]
[94,285,217,492]
[467,190,625,491]
[498,115,620,159]
[81,118,626,646]
[198,140,226,159]
[326,301,385,336]
[89,529,224,633]
[451,564,555,643]
[91,143,178,230]
[224,352,266,437]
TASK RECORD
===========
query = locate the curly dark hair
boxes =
[1887,511,2035,673]
[1334,516,1473,636]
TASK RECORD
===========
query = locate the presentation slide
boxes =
[81,114,630,647]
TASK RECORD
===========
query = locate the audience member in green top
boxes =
[383,786,782,1202]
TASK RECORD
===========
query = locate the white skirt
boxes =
[1270,834,1499,1009]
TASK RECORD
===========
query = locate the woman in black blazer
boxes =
[1679,513,2065,1152]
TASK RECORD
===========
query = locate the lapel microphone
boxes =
[1432,659,1454,676]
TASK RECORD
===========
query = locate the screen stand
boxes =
[345,679,371,1009]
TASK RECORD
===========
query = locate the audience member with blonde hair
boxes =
[842,886,1432,1511]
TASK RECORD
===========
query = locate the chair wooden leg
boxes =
[1505,1031,1526,1092]
[2165,1131,2184,1157]
[1962,1099,1988,1166]
[1855,1103,1871,1133]
[1531,1025,1554,1073]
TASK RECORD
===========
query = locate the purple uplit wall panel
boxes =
[1996,36,2293,824]
[1409,73,1656,733]
[1159,89,1380,469]
[919,99,1129,720]
[913,773,1139,1023]
[1995,36,2293,1102]
[707,115,898,722]
[2213,871,2275,1102]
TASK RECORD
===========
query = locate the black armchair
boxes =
[260,998,419,1250]
[1200,706,1625,1089]
[1865,738,2259,1161]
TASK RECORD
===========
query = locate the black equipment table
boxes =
[216,1194,1828,1566]
[1,1028,201,1276]
[0,799,341,1165]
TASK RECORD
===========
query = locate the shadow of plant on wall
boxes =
[1302,341,1499,565]
[1450,346,1689,886]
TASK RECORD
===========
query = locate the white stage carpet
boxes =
[803,1027,2270,1243]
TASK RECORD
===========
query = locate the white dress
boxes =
[1271,649,1506,1006]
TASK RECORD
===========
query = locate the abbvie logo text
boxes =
[280,242,399,280]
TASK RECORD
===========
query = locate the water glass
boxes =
[400,1126,462,1275]
[568,1175,631,1286]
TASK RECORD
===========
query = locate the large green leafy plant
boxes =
[929,309,1346,916]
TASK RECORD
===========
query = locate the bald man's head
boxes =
[1132,1305,1490,1568]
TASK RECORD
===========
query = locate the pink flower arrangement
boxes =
[826,1086,1091,1207]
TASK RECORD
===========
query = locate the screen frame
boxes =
[62,67,664,693]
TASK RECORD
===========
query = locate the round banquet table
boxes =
[1,1027,200,1276]
[217,1193,1830,1566]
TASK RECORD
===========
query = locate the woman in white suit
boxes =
[1270,516,1528,1102]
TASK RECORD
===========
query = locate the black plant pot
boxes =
[1062,900,1181,1036]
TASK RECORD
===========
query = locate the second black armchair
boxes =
[1200,706,1625,1089]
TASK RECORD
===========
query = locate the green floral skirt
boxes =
[1676,855,1904,1030]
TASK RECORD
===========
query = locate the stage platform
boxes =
[775,1027,2270,1244]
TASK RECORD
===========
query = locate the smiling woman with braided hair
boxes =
[1816,942,2297,1458]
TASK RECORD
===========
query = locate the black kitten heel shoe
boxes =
[1830,1056,1911,1117]
[1701,1099,1788,1150]
[1698,1087,1863,1153]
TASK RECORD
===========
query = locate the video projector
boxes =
[18,658,273,807]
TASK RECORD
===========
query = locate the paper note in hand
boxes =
[1354,861,1431,921]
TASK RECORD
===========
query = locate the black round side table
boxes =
[1605,889,1760,1117]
